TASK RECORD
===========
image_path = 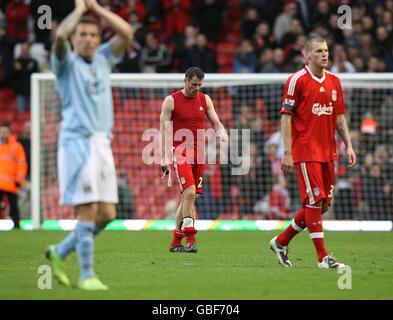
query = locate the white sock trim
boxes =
[310,232,324,239]
[291,219,304,232]
[181,217,194,229]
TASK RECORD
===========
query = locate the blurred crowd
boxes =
[1,0,393,112]
[0,0,392,220]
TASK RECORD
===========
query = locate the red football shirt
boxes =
[171,90,207,151]
[280,66,345,163]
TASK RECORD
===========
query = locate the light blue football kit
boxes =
[51,41,121,205]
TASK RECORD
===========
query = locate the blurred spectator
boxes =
[5,0,30,43]
[115,0,147,22]
[0,122,27,229]
[267,143,282,177]
[180,33,218,73]
[261,48,292,73]
[285,33,307,70]
[128,10,148,46]
[267,175,291,220]
[328,14,344,44]
[172,24,198,71]
[334,170,357,219]
[250,114,266,157]
[194,0,226,43]
[377,95,393,141]
[375,26,393,72]
[382,10,393,33]
[367,56,383,72]
[252,21,277,55]
[352,56,366,72]
[310,0,331,30]
[0,7,5,28]
[162,0,192,41]
[241,0,283,29]
[256,47,273,72]
[273,2,298,43]
[234,104,252,129]
[361,163,392,219]
[265,130,284,158]
[233,39,257,73]
[235,143,269,217]
[115,40,141,73]
[280,19,304,49]
[242,7,259,40]
[374,144,393,183]
[140,32,171,73]
[0,27,14,89]
[359,33,377,62]
[330,44,356,73]
[116,174,135,219]
[12,43,39,113]
[361,15,375,34]
[145,0,163,24]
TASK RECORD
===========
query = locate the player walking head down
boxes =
[270,36,357,269]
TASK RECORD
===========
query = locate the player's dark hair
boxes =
[185,67,205,80]
[77,16,102,34]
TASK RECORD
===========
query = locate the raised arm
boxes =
[205,95,228,142]
[336,114,357,167]
[86,0,133,56]
[54,0,87,60]
[281,113,294,174]
[160,95,174,173]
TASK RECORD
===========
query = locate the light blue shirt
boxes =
[51,41,121,142]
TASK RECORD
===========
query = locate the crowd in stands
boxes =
[0,0,392,220]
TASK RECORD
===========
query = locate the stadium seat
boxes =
[216,42,238,55]
[0,88,16,110]
[0,110,17,123]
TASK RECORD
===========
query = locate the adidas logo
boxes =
[319,87,326,92]
[199,106,204,111]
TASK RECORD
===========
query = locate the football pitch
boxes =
[0,230,392,300]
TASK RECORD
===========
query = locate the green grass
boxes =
[0,230,392,300]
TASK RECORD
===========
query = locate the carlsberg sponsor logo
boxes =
[312,103,333,116]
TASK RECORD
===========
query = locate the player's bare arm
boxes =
[205,95,228,143]
[281,113,294,174]
[336,114,357,167]
[54,0,87,60]
[160,95,174,174]
[86,0,133,56]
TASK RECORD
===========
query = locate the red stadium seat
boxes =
[0,110,17,123]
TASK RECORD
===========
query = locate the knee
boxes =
[182,185,196,202]
[76,203,99,221]
[96,205,116,228]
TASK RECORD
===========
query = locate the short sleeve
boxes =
[96,40,123,67]
[51,43,72,76]
[280,76,300,115]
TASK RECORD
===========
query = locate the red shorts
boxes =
[295,161,335,207]
[173,148,204,194]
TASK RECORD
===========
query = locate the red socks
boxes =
[182,227,198,244]
[277,208,306,246]
[171,229,185,246]
[305,206,328,262]
[171,227,198,246]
